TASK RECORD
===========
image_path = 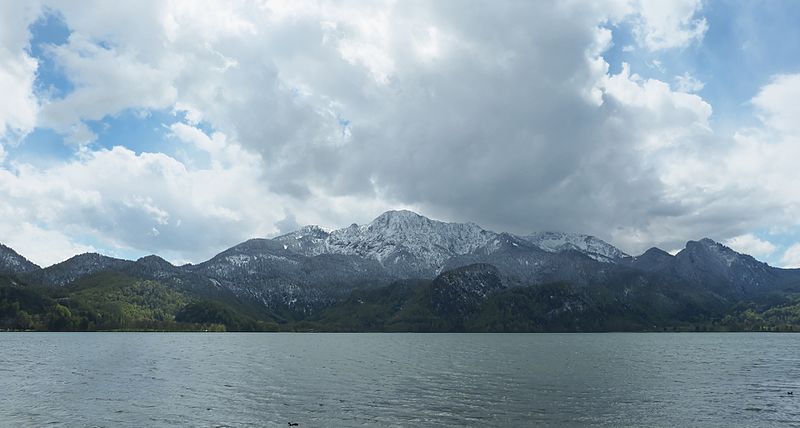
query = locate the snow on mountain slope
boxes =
[275,225,331,254]
[274,210,631,277]
[0,243,40,274]
[275,210,496,277]
[524,232,629,262]
[192,238,391,310]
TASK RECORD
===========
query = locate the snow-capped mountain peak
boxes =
[272,210,632,276]
[327,211,496,277]
[273,210,495,277]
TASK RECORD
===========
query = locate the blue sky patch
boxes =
[28,9,73,100]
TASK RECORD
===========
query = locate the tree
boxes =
[47,304,77,331]
[15,310,34,330]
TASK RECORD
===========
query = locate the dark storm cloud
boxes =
[224,2,691,251]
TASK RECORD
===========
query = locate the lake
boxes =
[0,333,798,427]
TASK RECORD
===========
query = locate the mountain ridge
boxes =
[274,210,628,278]
[3,210,800,332]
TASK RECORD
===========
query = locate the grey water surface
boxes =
[0,333,798,427]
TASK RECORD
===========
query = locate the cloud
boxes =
[631,0,707,51]
[0,128,286,264]
[0,118,402,265]
[752,74,800,136]
[637,71,800,261]
[725,234,777,259]
[4,0,800,265]
[781,244,800,269]
[0,221,94,268]
[0,1,41,144]
[674,72,705,93]
[37,31,177,144]
[275,212,300,235]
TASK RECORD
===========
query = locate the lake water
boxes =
[0,333,798,427]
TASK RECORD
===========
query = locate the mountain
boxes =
[310,261,728,332]
[190,238,391,315]
[134,255,177,277]
[275,210,496,278]
[20,252,227,301]
[442,232,616,287]
[430,263,507,318]
[4,210,800,332]
[274,210,623,278]
[627,238,800,297]
[24,253,133,287]
[673,238,783,294]
[623,247,674,271]
[0,244,40,275]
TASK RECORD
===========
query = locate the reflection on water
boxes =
[0,333,798,427]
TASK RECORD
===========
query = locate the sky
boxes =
[1,0,800,268]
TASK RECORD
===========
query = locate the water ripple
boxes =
[0,332,799,426]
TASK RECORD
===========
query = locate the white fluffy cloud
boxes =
[0,127,281,264]
[725,234,777,259]
[0,120,402,265]
[674,72,705,93]
[1,0,799,266]
[0,222,95,268]
[781,244,800,269]
[751,74,800,136]
[38,32,178,144]
[0,1,41,144]
[632,0,707,51]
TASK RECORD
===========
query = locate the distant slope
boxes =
[24,253,132,287]
[0,271,278,332]
[625,239,800,296]
[190,238,392,316]
[310,262,729,332]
